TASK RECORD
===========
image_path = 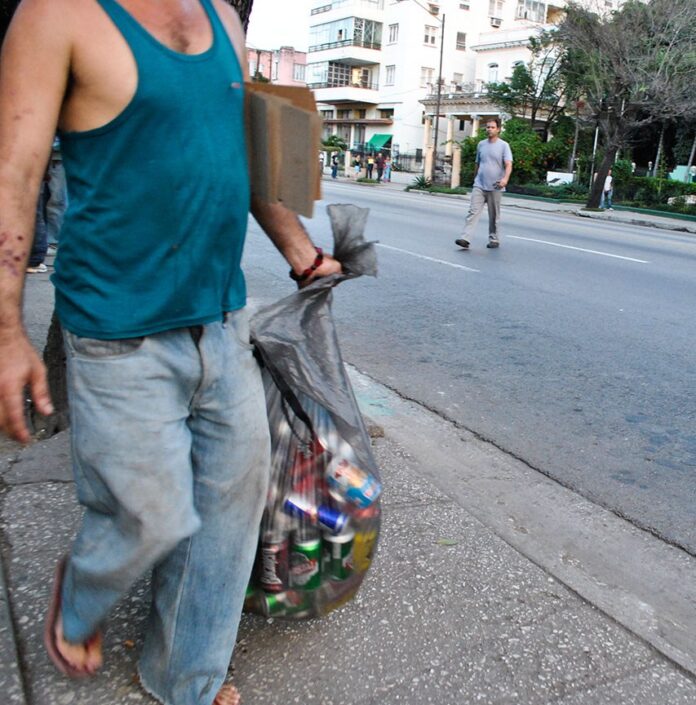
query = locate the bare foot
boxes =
[55,615,103,674]
[214,684,241,705]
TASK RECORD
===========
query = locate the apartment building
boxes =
[307,0,620,165]
[247,45,308,86]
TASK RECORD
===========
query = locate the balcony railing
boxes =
[309,39,382,52]
[309,81,380,91]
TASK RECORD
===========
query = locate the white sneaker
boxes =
[26,263,48,273]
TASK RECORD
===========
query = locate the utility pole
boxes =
[433,13,446,179]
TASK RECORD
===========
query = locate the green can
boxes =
[262,590,309,617]
[289,530,322,590]
[324,528,355,581]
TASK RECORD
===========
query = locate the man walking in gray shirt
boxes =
[456,117,513,250]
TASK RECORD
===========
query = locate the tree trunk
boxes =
[33,0,255,437]
[587,145,618,208]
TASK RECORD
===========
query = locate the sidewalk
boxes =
[2,247,696,705]
[323,170,696,235]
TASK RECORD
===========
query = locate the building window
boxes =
[488,63,499,83]
[420,66,435,88]
[321,109,334,119]
[459,2,470,9]
[424,25,438,46]
[428,3,440,15]
[293,63,306,82]
[489,0,504,17]
[388,23,399,43]
[380,108,395,119]
[355,109,366,119]
[515,0,546,22]
[456,32,466,50]
[337,109,351,119]
[385,64,396,85]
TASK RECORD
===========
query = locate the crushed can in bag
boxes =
[326,457,381,508]
[324,528,355,581]
[289,527,322,590]
[257,531,288,593]
[283,494,349,534]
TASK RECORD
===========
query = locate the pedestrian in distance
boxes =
[384,155,392,182]
[375,152,385,183]
[0,2,341,705]
[600,168,614,210]
[366,154,374,179]
[26,174,49,274]
[331,152,339,179]
[354,153,362,178]
[455,117,513,250]
[46,138,68,250]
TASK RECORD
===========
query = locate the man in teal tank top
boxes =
[0,2,340,704]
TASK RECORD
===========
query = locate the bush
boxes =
[356,177,378,185]
[409,175,433,190]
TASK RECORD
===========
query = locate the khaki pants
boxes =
[462,187,502,242]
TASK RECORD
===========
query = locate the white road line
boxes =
[376,243,480,272]
[508,235,650,263]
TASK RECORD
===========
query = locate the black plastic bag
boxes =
[245,204,380,619]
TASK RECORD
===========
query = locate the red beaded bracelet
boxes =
[289,247,323,282]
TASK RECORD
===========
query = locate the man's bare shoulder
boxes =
[6,0,99,51]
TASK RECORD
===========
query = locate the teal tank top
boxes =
[53,0,249,339]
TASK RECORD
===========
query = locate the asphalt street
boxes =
[243,182,696,555]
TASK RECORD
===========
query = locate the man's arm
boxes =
[498,160,513,189]
[0,0,72,441]
[251,198,341,283]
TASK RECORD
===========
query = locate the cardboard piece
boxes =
[245,83,323,218]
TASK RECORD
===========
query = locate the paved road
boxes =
[243,182,696,555]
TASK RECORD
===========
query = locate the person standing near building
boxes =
[331,152,339,179]
[46,138,68,250]
[600,167,613,209]
[0,2,340,705]
[375,152,385,183]
[455,117,513,250]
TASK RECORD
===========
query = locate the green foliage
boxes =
[501,119,544,183]
[409,175,433,190]
[611,159,634,197]
[323,134,347,152]
[356,177,378,185]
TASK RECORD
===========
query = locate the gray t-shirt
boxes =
[473,137,513,191]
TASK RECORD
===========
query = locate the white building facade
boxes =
[307,0,620,168]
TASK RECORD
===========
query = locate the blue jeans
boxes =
[61,310,271,705]
[600,188,613,209]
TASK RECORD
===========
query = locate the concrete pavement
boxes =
[2,222,696,704]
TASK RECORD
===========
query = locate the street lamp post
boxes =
[432,13,446,178]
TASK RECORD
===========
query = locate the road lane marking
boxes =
[508,235,649,263]
[375,243,480,272]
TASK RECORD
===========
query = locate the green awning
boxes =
[367,133,392,150]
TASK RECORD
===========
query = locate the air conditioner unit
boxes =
[490,17,502,27]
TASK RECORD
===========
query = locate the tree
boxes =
[0,0,257,434]
[557,0,696,207]
[486,30,572,141]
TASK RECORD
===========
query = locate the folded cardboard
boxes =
[245,82,323,218]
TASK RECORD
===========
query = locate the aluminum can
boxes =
[283,494,349,534]
[289,528,322,590]
[262,590,309,617]
[324,528,355,580]
[258,532,288,593]
[326,458,382,509]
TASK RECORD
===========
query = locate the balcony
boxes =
[311,82,380,105]
[308,39,382,67]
